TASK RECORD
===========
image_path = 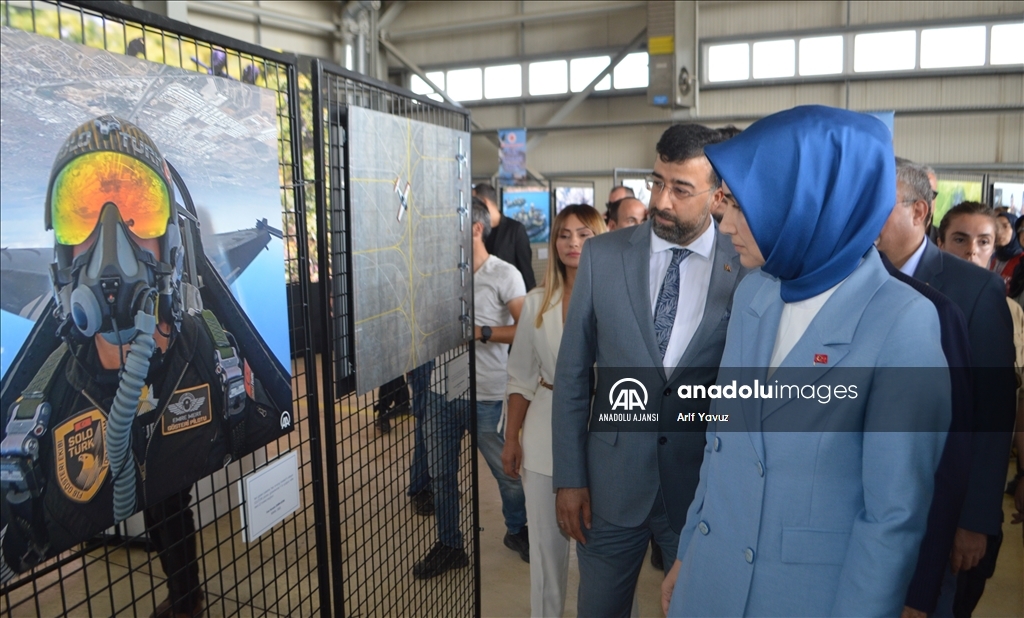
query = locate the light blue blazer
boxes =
[668,248,951,617]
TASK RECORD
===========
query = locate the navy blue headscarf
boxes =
[994,211,1022,262]
[705,105,896,302]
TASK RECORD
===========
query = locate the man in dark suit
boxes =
[552,124,748,616]
[877,157,1016,617]
[473,182,536,291]
[880,254,974,616]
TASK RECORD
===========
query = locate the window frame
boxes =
[700,15,1023,90]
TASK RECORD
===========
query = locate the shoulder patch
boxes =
[162,384,213,435]
[53,409,109,503]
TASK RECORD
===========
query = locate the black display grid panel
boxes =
[309,58,481,617]
[0,2,330,617]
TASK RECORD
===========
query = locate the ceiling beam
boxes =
[388,2,645,42]
[527,26,647,151]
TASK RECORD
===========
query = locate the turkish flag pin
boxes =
[813,354,828,365]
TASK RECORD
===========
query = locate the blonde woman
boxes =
[502,204,607,617]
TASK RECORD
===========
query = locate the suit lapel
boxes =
[622,222,667,380]
[760,249,888,420]
[913,238,944,288]
[738,272,782,463]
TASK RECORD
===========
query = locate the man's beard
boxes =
[651,198,711,246]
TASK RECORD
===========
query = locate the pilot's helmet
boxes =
[45,116,184,337]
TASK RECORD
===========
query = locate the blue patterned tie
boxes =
[654,248,691,359]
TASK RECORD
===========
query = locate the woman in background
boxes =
[990,211,1022,291]
[502,204,606,617]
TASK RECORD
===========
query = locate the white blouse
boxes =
[505,288,563,477]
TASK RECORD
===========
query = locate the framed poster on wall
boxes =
[501,186,552,244]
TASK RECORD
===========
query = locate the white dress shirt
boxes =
[649,222,716,369]
[898,236,928,278]
[768,278,846,374]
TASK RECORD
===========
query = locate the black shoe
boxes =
[503,526,529,563]
[412,542,468,579]
[374,417,391,433]
[650,538,664,571]
[412,490,435,516]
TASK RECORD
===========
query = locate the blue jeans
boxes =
[424,397,526,548]
[406,361,434,496]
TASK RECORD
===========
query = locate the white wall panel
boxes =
[698,1,845,38]
[850,1,1024,25]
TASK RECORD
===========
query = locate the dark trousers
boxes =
[407,361,434,496]
[144,489,201,613]
[952,532,1003,617]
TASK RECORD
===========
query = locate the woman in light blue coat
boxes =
[662,106,951,617]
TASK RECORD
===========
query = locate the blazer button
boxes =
[658,436,668,445]
[744,548,755,563]
[757,461,764,477]
[698,521,710,535]
[714,436,721,451]
[664,387,672,396]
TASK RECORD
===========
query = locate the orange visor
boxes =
[50,151,171,246]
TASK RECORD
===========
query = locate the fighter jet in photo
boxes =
[0,218,282,321]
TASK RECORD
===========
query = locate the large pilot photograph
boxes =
[0,26,293,578]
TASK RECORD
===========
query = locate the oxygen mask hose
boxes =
[106,303,156,524]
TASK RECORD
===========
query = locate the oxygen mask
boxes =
[62,203,159,343]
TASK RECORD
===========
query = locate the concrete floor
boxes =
[477,452,1024,618]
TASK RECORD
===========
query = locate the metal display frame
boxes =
[0,1,329,616]
[308,57,480,617]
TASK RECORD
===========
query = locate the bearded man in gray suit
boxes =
[552,124,749,617]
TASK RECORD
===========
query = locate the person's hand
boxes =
[661,558,682,615]
[901,605,927,618]
[1012,475,1024,524]
[949,527,987,573]
[555,487,591,544]
[473,326,482,341]
[502,439,523,479]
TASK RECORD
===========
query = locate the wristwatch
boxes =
[480,325,492,343]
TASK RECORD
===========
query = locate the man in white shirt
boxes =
[413,199,529,579]
[552,124,748,616]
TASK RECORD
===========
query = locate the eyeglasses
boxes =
[932,190,939,200]
[645,175,713,202]
[50,151,171,246]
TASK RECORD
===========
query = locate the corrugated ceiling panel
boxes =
[895,113,1023,163]
[848,75,1023,110]
[850,1,1024,25]
[698,1,845,38]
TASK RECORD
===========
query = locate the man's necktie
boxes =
[654,248,691,359]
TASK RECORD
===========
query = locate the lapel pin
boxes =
[813,354,828,365]
[724,264,732,272]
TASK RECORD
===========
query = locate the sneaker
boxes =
[503,526,529,563]
[374,417,391,434]
[411,490,435,516]
[412,542,469,579]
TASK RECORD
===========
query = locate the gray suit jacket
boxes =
[552,220,747,532]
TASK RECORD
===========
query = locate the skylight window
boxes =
[920,26,986,68]
[529,60,568,96]
[752,39,795,79]
[707,43,749,82]
[854,31,916,72]
[799,36,844,76]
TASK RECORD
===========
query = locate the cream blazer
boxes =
[506,288,562,477]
